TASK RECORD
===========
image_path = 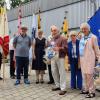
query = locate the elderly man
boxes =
[13,26,31,85]
[49,25,68,95]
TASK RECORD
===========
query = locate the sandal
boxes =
[86,93,95,98]
[80,90,89,94]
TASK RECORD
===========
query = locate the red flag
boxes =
[0,7,9,57]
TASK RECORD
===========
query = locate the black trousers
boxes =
[16,56,29,80]
[48,64,54,82]
[10,50,15,77]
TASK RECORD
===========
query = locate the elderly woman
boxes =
[79,23,100,98]
[68,31,82,90]
[32,30,46,84]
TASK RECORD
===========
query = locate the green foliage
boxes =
[0,0,5,7]
[11,0,21,8]
[0,0,2,2]
[11,0,32,8]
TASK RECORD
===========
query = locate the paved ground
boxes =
[0,63,100,100]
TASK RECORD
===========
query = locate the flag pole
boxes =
[2,8,6,82]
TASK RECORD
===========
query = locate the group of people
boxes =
[8,22,100,98]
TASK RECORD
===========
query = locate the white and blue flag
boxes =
[32,14,37,39]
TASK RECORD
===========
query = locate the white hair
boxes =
[50,25,58,31]
[70,31,77,37]
[80,23,90,31]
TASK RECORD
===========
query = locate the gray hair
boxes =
[80,23,90,31]
[70,31,77,37]
[50,25,58,31]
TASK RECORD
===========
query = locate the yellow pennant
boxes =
[38,14,41,29]
[63,18,68,33]
[0,7,6,16]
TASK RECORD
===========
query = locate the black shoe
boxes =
[52,87,60,91]
[96,89,100,92]
[80,90,89,94]
[36,80,39,84]
[10,76,15,79]
[47,81,54,84]
[59,91,67,95]
[40,81,44,84]
[86,93,95,98]
[13,74,16,77]
[0,77,3,80]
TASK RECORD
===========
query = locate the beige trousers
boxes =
[51,58,67,91]
[84,74,95,93]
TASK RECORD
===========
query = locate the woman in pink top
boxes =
[79,23,100,98]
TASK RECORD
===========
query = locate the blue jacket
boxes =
[68,40,79,63]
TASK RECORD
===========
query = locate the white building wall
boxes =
[8,0,100,38]
[8,16,33,37]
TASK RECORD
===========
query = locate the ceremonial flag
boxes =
[63,17,68,35]
[32,14,37,39]
[61,17,69,71]
[18,6,22,34]
[38,9,41,30]
[88,7,100,46]
[61,17,69,38]
[0,7,9,56]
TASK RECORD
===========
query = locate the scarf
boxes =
[79,33,92,57]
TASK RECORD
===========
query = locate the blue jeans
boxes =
[16,56,29,80]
